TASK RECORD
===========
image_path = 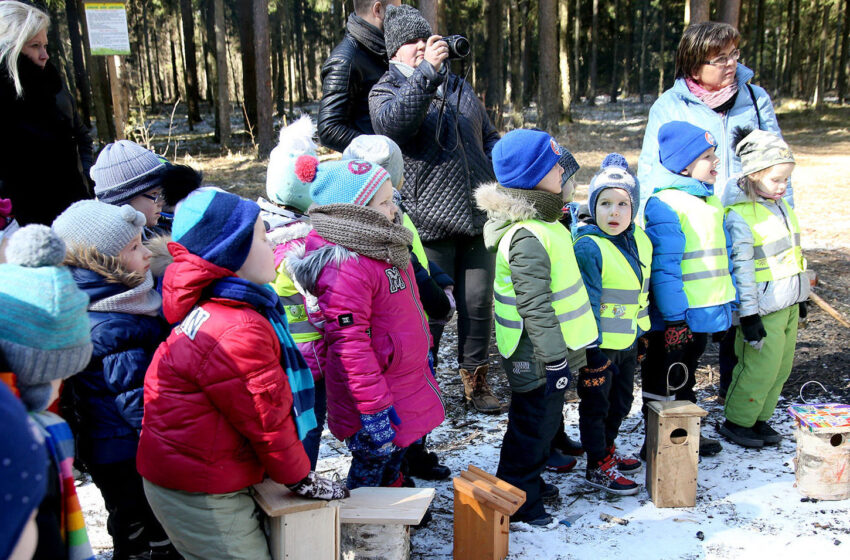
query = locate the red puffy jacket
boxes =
[137,244,310,494]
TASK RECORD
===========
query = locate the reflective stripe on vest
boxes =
[494,219,598,358]
[727,199,806,283]
[577,226,653,350]
[653,189,736,308]
[402,213,431,321]
[272,262,322,343]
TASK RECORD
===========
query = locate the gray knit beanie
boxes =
[52,200,146,257]
[92,140,167,205]
[735,129,795,177]
[557,144,580,181]
[343,135,404,190]
[384,5,432,59]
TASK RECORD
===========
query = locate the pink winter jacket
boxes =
[290,230,444,447]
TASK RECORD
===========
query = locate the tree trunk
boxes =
[572,0,581,101]
[80,5,116,143]
[141,2,158,110]
[45,3,71,91]
[420,0,440,34]
[170,26,181,102]
[521,0,535,107]
[686,0,709,25]
[790,0,801,97]
[609,0,620,103]
[558,0,572,117]
[754,0,765,77]
[538,0,560,131]
[212,0,230,149]
[589,0,598,105]
[272,9,287,118]
[638,0,649,102]
[179,0,203,123]
[838,0,850,103]
[65,0,93,126]
[293,0,308,103]
[657,2,666,96]
[717,0,741,28]
[253,0,273,159]
[623,0,634,97]
[814,2,830,109]
[237,0,258,130]
[484,0,503,126]
[509,0,523,106]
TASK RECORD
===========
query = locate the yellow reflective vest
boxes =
[576,226,653,350]
[271,263,321,343]
[653,189,736,308]
[726,199,806,283]
[494,219,598,358]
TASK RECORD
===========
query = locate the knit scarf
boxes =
[29,412,96,560]
[88,271,162,317]
[497,186,565,223]
[686,77,738,111]
[310,204,413,269]
[207,277,316,440]
[346,13,386,57]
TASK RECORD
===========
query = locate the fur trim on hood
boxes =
[63,245,146,288]
[146,234,173,278]
[268,221,312,248]
[474,182,538,222]
[287,241,356,295]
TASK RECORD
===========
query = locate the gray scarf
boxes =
[309,204,413,269]
[88,271,162,316]
[497,186,565,223]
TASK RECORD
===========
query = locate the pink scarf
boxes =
[685,77,738,110]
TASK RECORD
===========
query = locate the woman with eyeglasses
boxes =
[0,1,94,226]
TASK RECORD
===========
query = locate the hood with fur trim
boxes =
[287,232,357,295]
[146,234,173,279]
[475,181,539,252]
[63,245,146,288]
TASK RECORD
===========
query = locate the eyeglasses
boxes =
[140,192,165,204]
[704,49,740,67]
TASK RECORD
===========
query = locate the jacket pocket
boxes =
[245,372,287,428]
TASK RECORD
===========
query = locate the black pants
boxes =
[423,234,495,370]
[717,326,737,398]
[88,459,171,559]
[496,384,564,522]
[578,347,638,465]
[641,330,708,409]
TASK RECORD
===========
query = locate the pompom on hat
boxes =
[266,115,318,213]
[342,135,404,190]
[658,121,717,174]
[53,200,146,257]
[587,153,640,222]
[0,225,92,411]
[493,129,562,189]
[304,158,391,207]
[92,140,167,205]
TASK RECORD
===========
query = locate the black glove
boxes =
[799,301,808,320]
[286,471,350,500]
[636,335,649,364]
[740,314,766,343]
[544,357,571,396]
[578,347,618,396]
[664,321,693,353]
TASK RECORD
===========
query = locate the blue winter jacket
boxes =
[65,267,167,464]
[637,64,790,211]
[643,173,735,334]
[573,223,646,347]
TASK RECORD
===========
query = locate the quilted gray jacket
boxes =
[369,63,500,242]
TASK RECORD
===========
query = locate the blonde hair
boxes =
[0,1,50,98]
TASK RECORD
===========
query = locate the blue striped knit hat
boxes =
[0,225,92,411]
[304,158,390,207]
[172,188,261,272]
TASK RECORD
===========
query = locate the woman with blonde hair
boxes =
[0,0,93,226]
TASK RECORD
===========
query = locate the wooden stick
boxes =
[810,291,850,329]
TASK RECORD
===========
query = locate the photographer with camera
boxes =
[370,5,502,414]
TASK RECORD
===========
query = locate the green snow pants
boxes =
[724,304,799,427]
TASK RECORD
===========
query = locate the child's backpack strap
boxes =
[746,82,762,130]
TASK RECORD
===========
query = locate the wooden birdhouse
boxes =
[646,400,708,508]
[453,465,526,560]
[788,403,850,500]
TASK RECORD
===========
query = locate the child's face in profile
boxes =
[535,164,564,194]
[118,233,152,276]
[236,216,277,285]
[682,147,719,184]
[751,162,794,198]
[596,188,632,236]
[130,188,165,227]
[366,180,398,222]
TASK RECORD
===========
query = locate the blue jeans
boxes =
[301,378,326,470]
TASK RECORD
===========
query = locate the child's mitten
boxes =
[740,314,766,350]
[664,321,693,352]
[287,471,350,500]
[357,407,401,455]
[544,357,572,396]
[636,335,649,364]
[578,347,619,395]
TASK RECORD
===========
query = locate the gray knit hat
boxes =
[343,135,404,190]
[557,144,580,181]
[0,225,92,411]
[735,129,795,176]
[92,140,167,205]
[384,5,432,59]
[52,200,146,257]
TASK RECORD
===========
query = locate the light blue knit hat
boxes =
[342,135,404,190]
[307,158,390,207]
[266,115,318,213]
[0,225,92,411]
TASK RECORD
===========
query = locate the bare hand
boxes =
[424,35,449,72]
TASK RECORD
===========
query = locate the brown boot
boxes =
[459,365,502,414]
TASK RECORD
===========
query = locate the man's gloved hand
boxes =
[578,347,618,396]
[664,321,693,353]
[799,301,808,328]
[286,471,350,500]
[740,314,766,350]
[544,357,571,396]
[355,407,401,456]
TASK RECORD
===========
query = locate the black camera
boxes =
[442,35,470,59]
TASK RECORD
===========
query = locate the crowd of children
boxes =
[0,109,810,557]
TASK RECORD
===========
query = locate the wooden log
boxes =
[810,291,850,329]
[340,523,409,560]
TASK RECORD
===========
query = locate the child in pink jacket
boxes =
[290,157,445,489]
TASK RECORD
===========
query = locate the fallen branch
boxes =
[810,291,850,329]
[599,512,629,526]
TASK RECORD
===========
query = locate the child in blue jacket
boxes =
[642,121,736,458]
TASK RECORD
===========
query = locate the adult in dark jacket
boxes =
[0,2,93,226]
[317,0,400,152]
[370,5,501,413]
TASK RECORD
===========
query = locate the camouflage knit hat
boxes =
[735,129,795,176]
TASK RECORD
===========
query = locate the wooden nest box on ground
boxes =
[788,403,850,501]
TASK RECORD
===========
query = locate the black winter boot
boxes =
[718,420,764,448]
[752,421,782,444]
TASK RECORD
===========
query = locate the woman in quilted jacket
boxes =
[290,157,445,490]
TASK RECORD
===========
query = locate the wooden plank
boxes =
[459,472,524,512]
[339,487,434,525]
[253,478,331,517]
[647,415,701,508]
[648,400,708,419]
[454,477,518,516]
[466,465,526,500]
[268,506,338,560]
[453,488,510,560]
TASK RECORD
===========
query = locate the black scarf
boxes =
[346,13,386,58]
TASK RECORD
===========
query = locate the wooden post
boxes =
[453,465,526,560]
[106,56,128,139]
[646,401,707,508]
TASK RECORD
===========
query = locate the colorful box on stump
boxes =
[788,404,850,501]
[453,465,526,560]
[646,401,708,508]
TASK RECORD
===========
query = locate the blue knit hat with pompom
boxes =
[587,153,640,222]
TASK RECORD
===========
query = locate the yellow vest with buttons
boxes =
[271,263,321,343]
[727,199,806,282]
[576,226,653,350]
[652,189,736,308]
[494,219,598,358]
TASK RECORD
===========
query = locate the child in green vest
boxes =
[477,129,598,526]
[719,129,808,448]
[574,154,652,495]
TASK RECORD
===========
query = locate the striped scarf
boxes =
[208,277,317,440]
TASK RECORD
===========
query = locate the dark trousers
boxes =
[88,459,171,559]
[641,330,708,409]
[578,347,638,465]
[302,378,327,470]
[423,234,495,369]
[717,326,737,398]
[346,444,407,490]
[496,384,564,522]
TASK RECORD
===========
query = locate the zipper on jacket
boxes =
[775,200,804,304]
[402,267,445,412]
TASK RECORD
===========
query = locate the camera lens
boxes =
[452,36,470,58]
